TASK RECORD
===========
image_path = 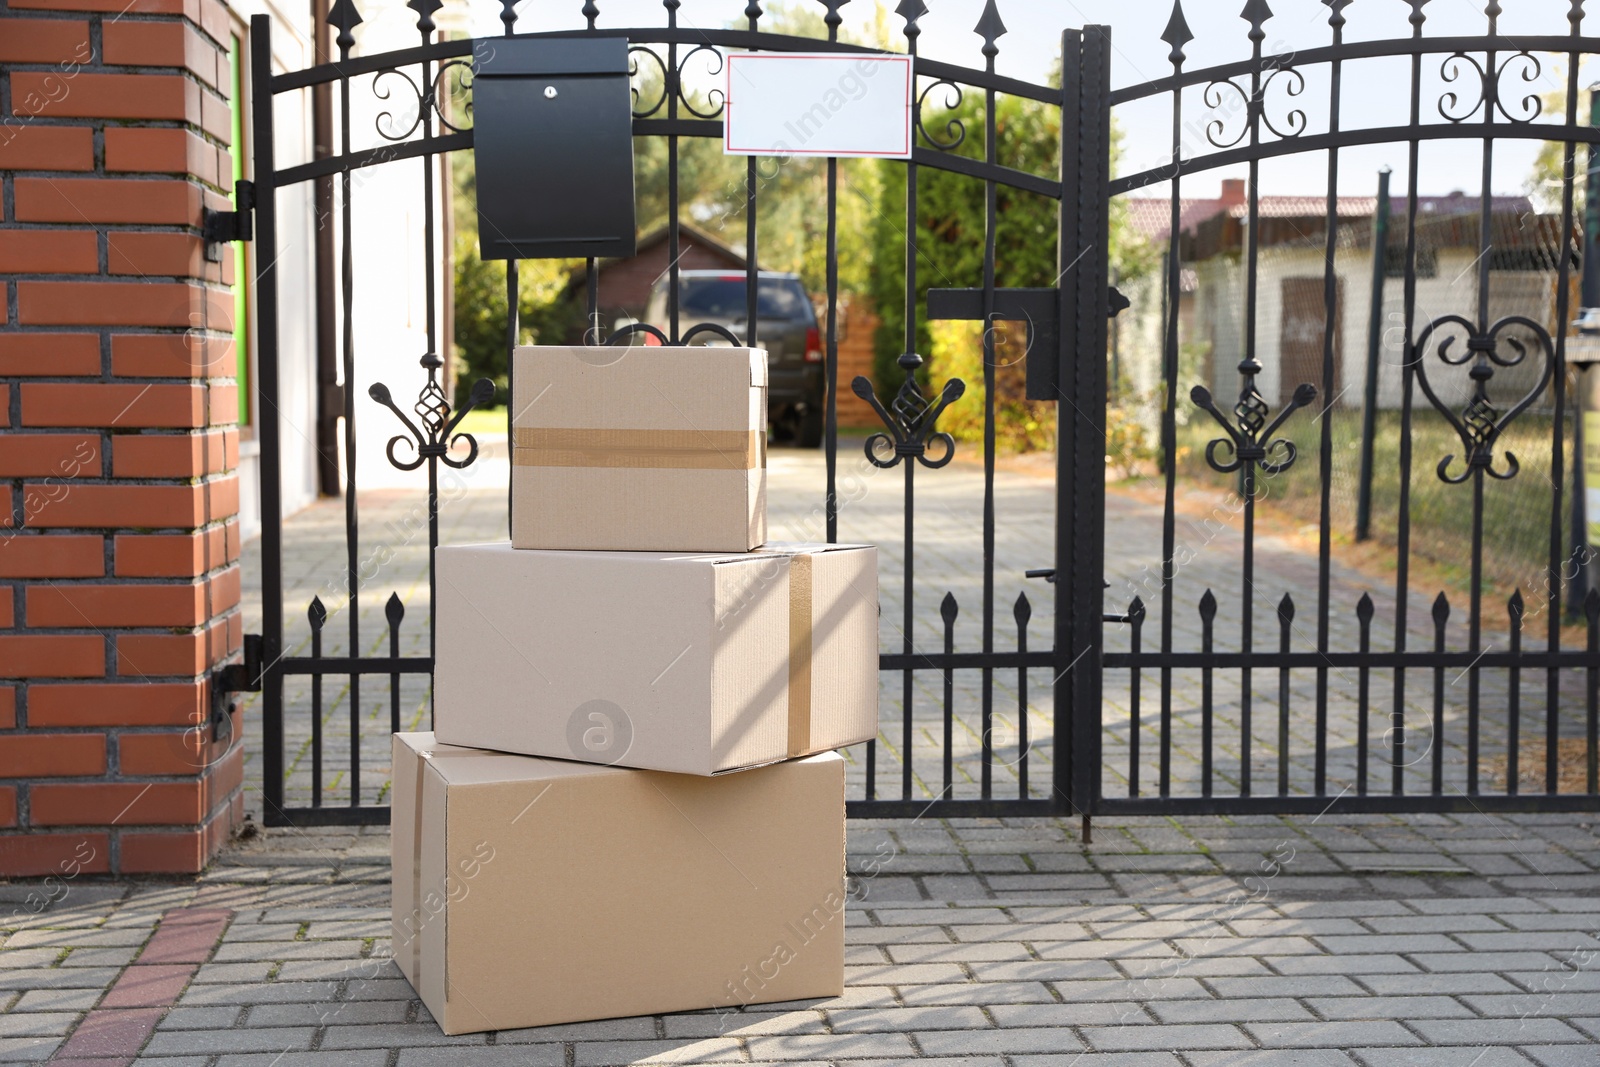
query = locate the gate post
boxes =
[249,15,286,826]
[1054,26,1113,831]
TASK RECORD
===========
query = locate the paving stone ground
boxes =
[5,442,1598,1063]
[2,812,1600,1065]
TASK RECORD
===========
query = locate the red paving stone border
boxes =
[49,906,232,1064]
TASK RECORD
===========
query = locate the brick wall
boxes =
[836,296,881,430]
[0,0,245,875]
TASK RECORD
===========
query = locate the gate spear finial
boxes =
[1161,0,1193,67]
[328,0,362,58]
[1240,0,1273,42]
[818,0,850,35]
[895,0,928,45]
[406,0,442,39]
[975,0,1006,59]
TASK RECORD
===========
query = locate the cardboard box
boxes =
[511,345,767,551]
[392,732,846,1034]
[434,540,878,776]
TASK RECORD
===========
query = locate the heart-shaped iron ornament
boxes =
[1412,313,1554,485]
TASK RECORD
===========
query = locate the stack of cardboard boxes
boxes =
[391,346,879,1035]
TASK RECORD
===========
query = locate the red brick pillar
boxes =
[1,0,245,875]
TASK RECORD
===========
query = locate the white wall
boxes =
[236,0,320,541]
[339,2,457,494]
[236,0,463,545]
[1179,244,1560,415]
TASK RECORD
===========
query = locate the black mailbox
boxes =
[473,38,637,261]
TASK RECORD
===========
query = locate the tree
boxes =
[865,88,1151,451]
[1527,77,1589,218]
[867,91,1070,396]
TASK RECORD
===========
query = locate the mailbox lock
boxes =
[543,85,558,99]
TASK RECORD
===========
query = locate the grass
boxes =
[452,405,508,438]
[1487,738,1596,794]
[1170,407,1571,597]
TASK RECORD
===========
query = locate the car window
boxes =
[676,278,811,320]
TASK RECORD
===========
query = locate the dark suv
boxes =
[643,271,825,447]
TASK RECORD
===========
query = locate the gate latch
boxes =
[1025,570,1133,625]
[209,632,264,744]
[202,180,256,261]
[927,286,1128,402]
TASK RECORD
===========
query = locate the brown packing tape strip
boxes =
[513,428,763,471]
[787,554,813,758]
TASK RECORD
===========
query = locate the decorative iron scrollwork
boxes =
[1413,314,1554,484]
[678,44,727,120]
[1437,52,1487,123]
[608,323,669,346]
[1438,49,1544,125]
[1203,63,1305,148]
[602,322,743,347]
[370,353,496,472]
[629,45,670,118]
[852,371,966,469]
[915,80,966,151]
[371,50,477,141]
[1203,78,1251,150]
[372,68,426,142]
[1190,356,1317,477]
[1492,52,1544,122]
[1259,65,1307,139]
[434,58,474,132]
[681,323,743,345]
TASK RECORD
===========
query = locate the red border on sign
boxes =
[722,53,914,158]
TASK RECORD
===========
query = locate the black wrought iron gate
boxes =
[1087,0,1600,818]
[236,0,1600,828]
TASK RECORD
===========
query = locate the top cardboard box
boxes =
[511,345,767,552]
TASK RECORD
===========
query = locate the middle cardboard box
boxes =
[434,540,878,776]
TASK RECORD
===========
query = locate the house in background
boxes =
[559,221,883,428]
[1118,178,1561,415]
[565,222,748,339]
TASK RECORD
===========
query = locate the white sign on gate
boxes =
[723,52,914,159]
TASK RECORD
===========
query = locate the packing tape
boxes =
[513,428,763,471]
[787,553,813,758]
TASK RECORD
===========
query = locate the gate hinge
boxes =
[1028,570,1131,623]
[216,632,264,694]
[202,180,256,260]
[208,633,263,745]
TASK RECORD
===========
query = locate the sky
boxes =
[443,0,1600,203]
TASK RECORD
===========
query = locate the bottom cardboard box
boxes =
[391,732,846,1034]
